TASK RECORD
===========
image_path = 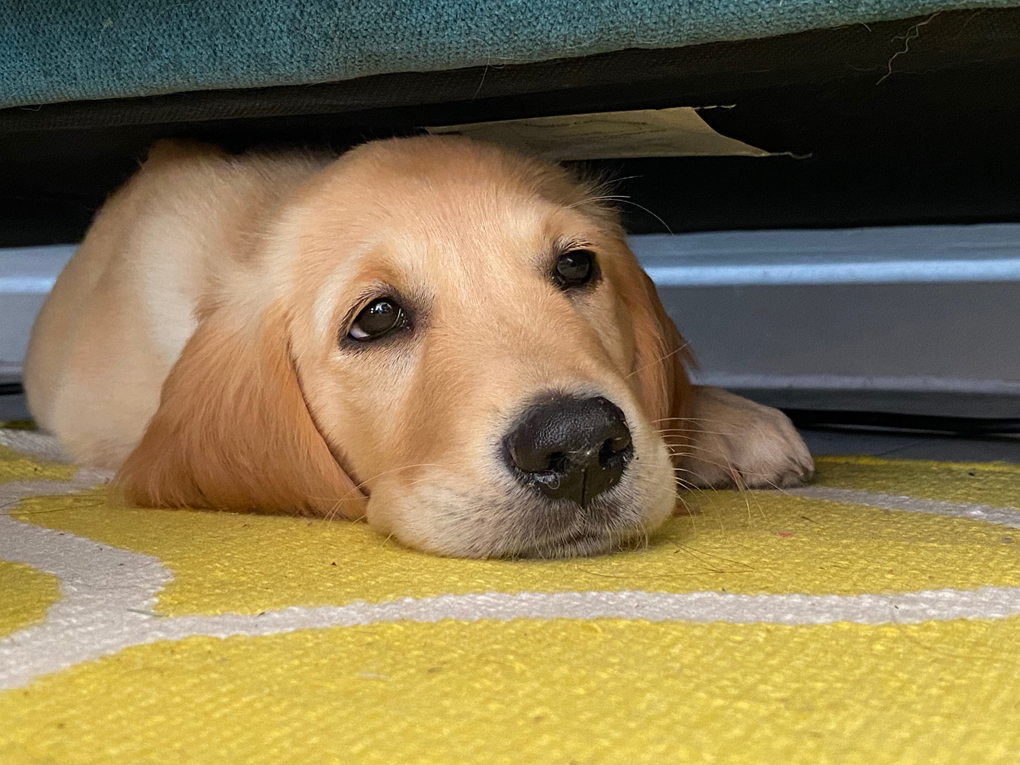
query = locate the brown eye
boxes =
[553,250,597,289]
[348,298,409,341]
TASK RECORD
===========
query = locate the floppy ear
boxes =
[628,270,695,463]
[114,305,366,518]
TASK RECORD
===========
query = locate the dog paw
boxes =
[679,387,814,490]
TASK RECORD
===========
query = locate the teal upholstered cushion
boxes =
[3,0,1018,109]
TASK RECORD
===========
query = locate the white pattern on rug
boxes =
[790,485,1020,528]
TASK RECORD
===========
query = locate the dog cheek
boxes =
[359,477,452,554]
[630,429,678,529]
[369,474,519,558]
[359,481,401,540]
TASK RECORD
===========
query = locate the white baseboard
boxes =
[691,374,1020,396]
[632,223,1020,286]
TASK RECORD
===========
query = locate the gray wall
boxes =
[661,281,1020,393]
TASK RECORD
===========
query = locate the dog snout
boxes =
[504,395,633,507]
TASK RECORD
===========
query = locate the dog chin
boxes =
[511,525,647,559]
[373,468,677,559]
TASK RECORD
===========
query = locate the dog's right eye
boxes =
[348,298,409,341]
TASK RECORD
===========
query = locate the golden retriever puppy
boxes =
[24,136,812,558]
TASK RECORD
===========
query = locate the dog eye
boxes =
[348,298,409,341]
[553,250,596,289]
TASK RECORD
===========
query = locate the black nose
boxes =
[504,395,633,507]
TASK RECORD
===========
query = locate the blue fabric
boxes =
[2,0,1017,109]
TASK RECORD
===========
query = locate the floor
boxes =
[0,392,30,423]
[800,428,1020,463]
[741,387,1020,463]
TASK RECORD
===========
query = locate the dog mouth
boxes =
[510,523,647,560]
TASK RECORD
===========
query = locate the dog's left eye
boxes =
[348,298,409,341]
[553,250,597,289]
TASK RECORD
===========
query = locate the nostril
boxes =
[509,442,562,474]
[598,431,632,467]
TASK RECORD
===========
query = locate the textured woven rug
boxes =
[2,427,1020,763]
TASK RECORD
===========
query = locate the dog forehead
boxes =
[289,136,613,267]
[306,136,593,225]
[285,138,617,335]
[305,212,550,339]
[332,135,581,193]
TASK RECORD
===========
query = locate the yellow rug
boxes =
[2,428,1020,764]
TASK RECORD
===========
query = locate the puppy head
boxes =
[117,136,691,558]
